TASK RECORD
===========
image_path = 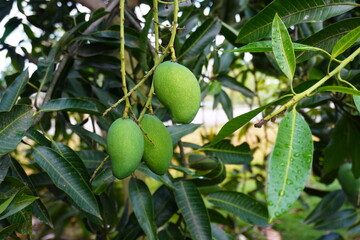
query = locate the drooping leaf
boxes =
[298,17,360,62]
[304,190,346,224]
[331,25,360,58]
[202,140,252,164]
[317,86,360,96]
[0,17,22,42]
[217,75,255,98]
[179,18,222,61]
[32,146,101,219]
[136,164,175,189]
[314,209,358,230]
[236,0,356,43]
[207,191,269,226]
[173,180,212,240]
[191,156,226,187]
[167,124,201,146]
[40,98,104,115]
[211,95,292,145]
[129,178,157,240]
[216,90,233,120]
[0,69,29,112]
[271,13,295,80]
[267,109,313,222]
[0,105,33,157]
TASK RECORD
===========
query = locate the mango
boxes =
[153,61,201,123]
[141,114,173,175]
[107,118,144,179]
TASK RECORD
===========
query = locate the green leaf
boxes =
[217,75,255,98]
[191,157,226,187]
[272,13,295,80]
[153,185,178,227]
[236,0,356,43]
[7,208,32,234]
[202,140,252,164]
[39,98,104,115]
[314,209,358,230]
[354,95,360,112]
[173,180,212,240]
[179,18,222,61]
[0,105,33,157]
[76,150,108,170]
[129,178,157,240]
[332,25,360,58]
[211,223,232,240]
[136,164,175,189]
[32,146,101,219]
[159,223,184,240]
[0,224,19,239]
[211,95,292,145]
[317,86,360,96]
[0,195,38,220]
[25,128,52,147]
[215,90,233,120]
[267,109,313,222]
[305,190,346,224]
[207,191,269,226]
[91,168,115,195]
[207,81,222,96]
[0,155,11,183]
[0,193,17,215]
[226,41,324,53]
[168,124,201,146]
[298,17,360,62]
[0,69,29,112]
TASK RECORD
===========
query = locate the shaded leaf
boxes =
[7,209,32,234]
[158,223,183,240]
[76,150,108,170]
[174,180,212,240]
[218,75,255,98]
[0,195,37,220]
[211,223,232,240]
[271,13,295,80]
[40,98,104,115]
[267,109,313,221]
[332,25,360,58]
[0,69,29,112]
[0,155,11,184]
[129,178,157,240]
[203,140,252,164]
[0,105,33,157]
[25,128,52,147]
[236,0,356,43]
[153,185,178,227]
[314,209,358,230]
[0,224,19,239]
[207,191,268,226]
[354,95,360,112]
[168,124,201,146]
[0,193,17,215]
[32,146,101,218]
[191,156,226,187]
[91,168,115,195]
[317,86,360,96]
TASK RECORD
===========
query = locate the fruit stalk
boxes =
[169,0,179,61]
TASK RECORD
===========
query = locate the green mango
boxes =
[141,114,173,175]
[153,61,201,123]
[107,118,144,179]
[338,163,360,206]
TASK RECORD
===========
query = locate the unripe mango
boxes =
[141,114,173,175]
[153,61,201,123]
[107,118,144,179]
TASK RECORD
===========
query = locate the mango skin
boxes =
[141,114,173,175]
[107,118,144,179]
[153,61,201,123]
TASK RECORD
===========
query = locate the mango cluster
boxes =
[107,61,201,179]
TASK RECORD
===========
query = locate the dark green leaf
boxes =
[25,128,52,147]
[179,19,222,61]
[305,190,346,224]
[7,208,32,234]
[267,109,313,221]
[317,86,360,96]
[217,90,233,120]
[129,178,157,240]
[354,95,360,112]
[0,69,29,112]
[136,164,175,189]
[314,209,358,230]
[271,13,295,80]
[236,0,356,43]
[168,124,201,146]
[0,224,19,239]
[153,185,178,227]
[0,155,11,183]
[192,157,226,187]
[211,223,232,240]
[207,191,269,226]
[67,124,107,147]
[0,105,33,157]
[0,0,13,22]
[91,168,115,195]
[208,81,222,96]
[173,180,212,240]
[32,146,101,218]
[0,194,37,220]
[0,17,22,42]
[203,140,252,164]
[76,150,108,170]
[0,193,17,215]
[218,75,255,98]
[40,98,104,115]
[158,223,184,240]
[332,25,360,58]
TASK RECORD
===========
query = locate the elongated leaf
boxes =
[237,0,356,43]
[159,223,184,240]
[10,158,52,227]
[305,190,346,224]
[227,41,325,54]
[91,168,115,195]
[217,75,255,98]
[192,157,226,187]
[0,195,37,220]
[354,95,360,112]
[0,105,33,157]
[174,180,212,240]
[207,191,268,226]
[202,140,252,164]
[217,90,233,120]
[211,95,292,145]
[25,128,52,147]
[76,150,108,170]
[332,25,360,58]
[0,69,29,112]
[211,224,232,240]
[0,193,17,214]
[0,155,11,183]
[0,224,19,239]
[317,86,360,96]
[7,208,32,234]
[40,98,104,115]
[314,209,358,230]
[298,18,360,62]
[153,185,178,227]
[129,178,157,240]
[272,13,295,80]
[267,109,313,221]
[32,146,101,218]
[168,124,201,146]
[179,18,222,60]
[68,124,107,147]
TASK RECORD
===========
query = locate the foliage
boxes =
[0,0,359,239]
